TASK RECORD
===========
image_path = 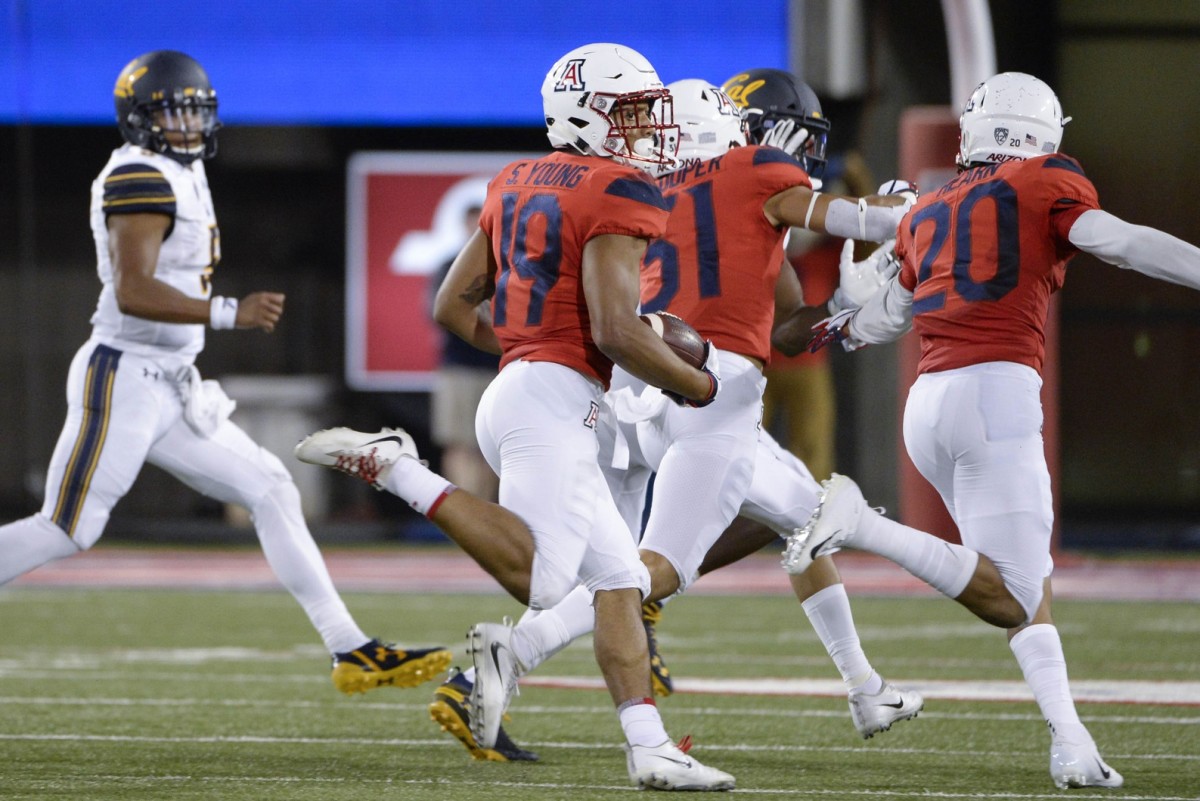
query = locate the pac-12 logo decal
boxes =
[993,127,1009,145]
[555,59,586,92]
[582,400,600,429]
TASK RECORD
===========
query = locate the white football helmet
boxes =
[957,72,1071,168]
[541,43,679,173]
[665,79,747,170]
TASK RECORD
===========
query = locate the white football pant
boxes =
[0,340,368,653]
[475,359,650,610]
[902,361,1054,622]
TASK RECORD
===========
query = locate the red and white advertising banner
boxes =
[345,151,531,391]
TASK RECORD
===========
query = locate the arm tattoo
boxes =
[459,274,493,305]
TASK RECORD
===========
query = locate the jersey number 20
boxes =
[910,178,1020,314]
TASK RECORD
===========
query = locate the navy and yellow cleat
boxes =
[642,600,674,697]
[429,669,539,762]
[331,638,452,695]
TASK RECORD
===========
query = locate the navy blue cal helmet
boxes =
[113,50,221,164]
[721,68,830,180]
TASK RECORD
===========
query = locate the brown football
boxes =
[640,311,707,369]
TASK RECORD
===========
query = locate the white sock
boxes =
[801,583,877,691]
[383,458,455,517]
[849,670,884,696]
[251,482,368,654]
[618,698,668,747]
[852,507,978,598]
[511,585,595,672]
[1010,623,1090,743]
[0,514,81,585]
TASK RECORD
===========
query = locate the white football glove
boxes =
[878,178,919,205]
[828,239,900,314]
[760,118,811,160]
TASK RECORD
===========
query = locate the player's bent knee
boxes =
[981,602,1029,629]
[589,558,651,599]
[639,548,686,600]
[247,480,306,528]
[528,561,582,611]
[38,514,90,554]
[528,577,576,611]
[960,583,1033,629]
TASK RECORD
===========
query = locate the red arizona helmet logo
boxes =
[555,59,585,92]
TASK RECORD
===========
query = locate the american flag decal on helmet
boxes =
[555,59,585,92]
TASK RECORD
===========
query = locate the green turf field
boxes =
[0,586,1196,799]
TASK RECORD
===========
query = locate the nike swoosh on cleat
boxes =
[489,642,505,669]
[365,435,404,447]
[881,700,907,709]
[652,755,693,768]
[809,535,835,560]
[489,642,516,693]
[1095,759,1110,780]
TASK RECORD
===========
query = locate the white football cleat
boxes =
[783,473,865,575]
[625,739,735,791]
[1050,737,1123,789]
[294,427,417,490]
[848,681,924,739]
[466,621,523,750]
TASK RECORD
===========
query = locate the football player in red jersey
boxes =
[460,75,922,744]
[797,72,1200,789]
[298,43,733,789]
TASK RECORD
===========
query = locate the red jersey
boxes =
[481,151,670,387]
[640,145,811,365]
[895,153,1099,375]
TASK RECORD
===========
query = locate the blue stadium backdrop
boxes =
[0,1,788,125]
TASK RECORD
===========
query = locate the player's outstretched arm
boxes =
[1068,209,1200,290]
[764,183,913,243]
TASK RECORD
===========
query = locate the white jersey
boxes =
[88,144,219,360]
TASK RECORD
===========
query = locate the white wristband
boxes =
[209,296,239,330]
[803,190,821,230]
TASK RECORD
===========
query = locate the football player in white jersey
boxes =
[0,50,450,695]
